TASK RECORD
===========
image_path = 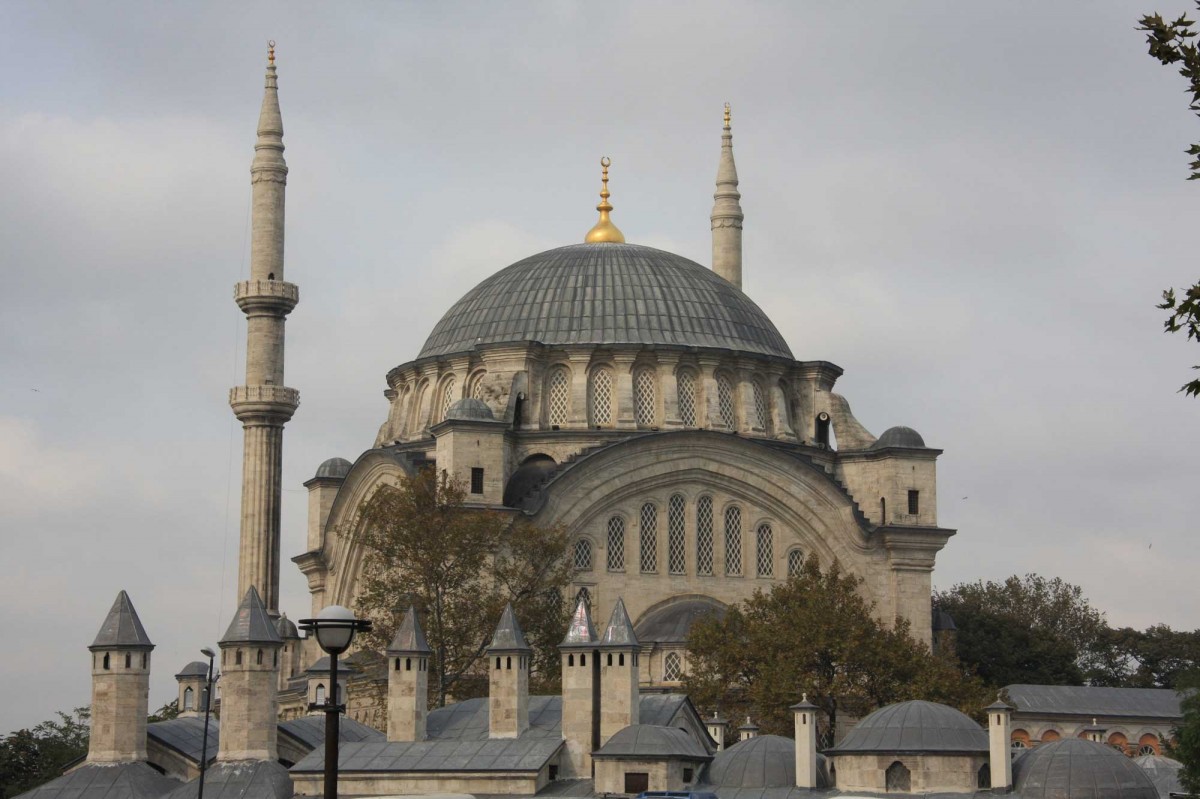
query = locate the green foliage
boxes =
[353,468,573,706]
[684,557,989,740]
[934,574,1108,688]
[1139,6,1200,396]
[0,707,90,799]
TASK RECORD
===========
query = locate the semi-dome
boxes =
[446,397,495,421]
[314,457,352,479]
[830,700,987,754]
[871,425,926,450]
[418,243,793,360]
[1015,739,1158,799]
[706,734,829,789]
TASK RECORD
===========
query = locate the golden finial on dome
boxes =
[724,102,731,128]
[585,156,626,244]
[268,40,276,64]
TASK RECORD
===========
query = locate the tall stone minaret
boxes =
[711,103,744,289]
[230,42,298,616]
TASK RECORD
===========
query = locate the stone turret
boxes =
[792,696,819,789]
[387,606,432,742]
[175,661,209,718]
[217,586,283,761]
[559,596,600,777]
[711,103,744,289]
[87,591,154,763]
[987,699,1014,791]
[230,43,299,616]
[487,603,531,739]
[598,598,639,745]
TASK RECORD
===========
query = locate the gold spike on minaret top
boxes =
[585,156,626,243]
[268,40,276,64]
[724,102,731,128]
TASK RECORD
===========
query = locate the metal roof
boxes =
[160,760,293,799]
[219,587,281,646]
[560,596,598,647]
[290,737,564,774]
[90,590,154,651]
[487,603,531,652]
[278,715,384,749]
[704,735,829,789]
[147,717,218,764]
[600,598,639,648]
[1013,738,1158,799]
[594,724,710,760]
[1005,684,1185,719]
[827,700,988,754]
[634,598,725,644]
[416,243,793,360]
[12,762,179,799]
[387,606,432,655]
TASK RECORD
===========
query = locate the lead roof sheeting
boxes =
[147,717,218,763]
[161,760,294,799]
[1005,684,1185,719]
[13,762,180,799]
[91,591,154,650]
[290,738,564,774]
[417,243,793,360]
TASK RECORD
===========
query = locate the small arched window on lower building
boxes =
[183,686,195,711]
[885,761,911,792]
[663,652,683,682]
[573,538,593,571]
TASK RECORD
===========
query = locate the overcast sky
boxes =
[2,1,1199,734]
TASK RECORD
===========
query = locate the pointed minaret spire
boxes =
[231,42,299,617]
[711,102,744,289]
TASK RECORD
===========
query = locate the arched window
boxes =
[752,379,768,431]
[885,761,911,792]
[548,367,570,426]
[607,516,625,571]
[787,548,804,577]
[589,367,613,427]
[663,652,683,682]
[183,687,195,711]
[677,370,697,427]
[573,538,593,571]
[634,369,656,427]
[717,373,736,429]
[640,503,658,572]
[724,505,742,575]
[315,684,326,705]
[668,494,686,574]
[756,523,774,577]
[696,496,714,575]
[439,375,457,421]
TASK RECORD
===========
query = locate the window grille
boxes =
[677,370,697,426]
[640,503,658,572]
[548,368,570,426]
[752,380,768,430]
[590,368,613,426]
[440,375,457,421]
[634,369,656,426]
[668,494,686,574]
[787,548,804,576]
[756,523,774,576]
[724,505,742,575]
[607,516,625,571]
[717,373,735,429]
[663,652,683,682]
[573,538,593,571]
[696,496,713,575]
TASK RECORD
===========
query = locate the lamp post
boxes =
[299,606,371,799]
[197,647,217,799]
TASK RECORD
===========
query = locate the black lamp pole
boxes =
[197,647,217,799]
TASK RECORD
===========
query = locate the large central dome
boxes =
[417,243,793,360]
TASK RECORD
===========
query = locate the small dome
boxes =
[174,661,209,679]
[275,614,299,639]
[706,734,829,789]
[314,457,352,479]
[635,598,726,644]
[831,700,987,754]
[594,724,710,760]
[446,397,495,421]
[1015,739,1158,799]
[870,425,927,450]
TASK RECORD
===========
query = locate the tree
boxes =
[685,557,989,741]
[1138,7,1200,396]
[0,707,89,799]
[353,468,573,706]
[933,574,1109,687]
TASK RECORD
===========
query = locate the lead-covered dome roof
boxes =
[418,243,793,360]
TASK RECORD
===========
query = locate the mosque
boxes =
[15,48,1185,799]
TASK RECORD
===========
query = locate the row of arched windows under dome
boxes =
[571,496,805,579]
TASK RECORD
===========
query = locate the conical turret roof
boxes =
[387,606,431,655]
[559,596,598,648]
[90,590,154,651]
[220,587,283,646]
[600,598,639,648]
[487,603,531,652]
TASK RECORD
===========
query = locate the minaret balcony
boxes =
[229,385,300,421]
[234,280,299,315]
